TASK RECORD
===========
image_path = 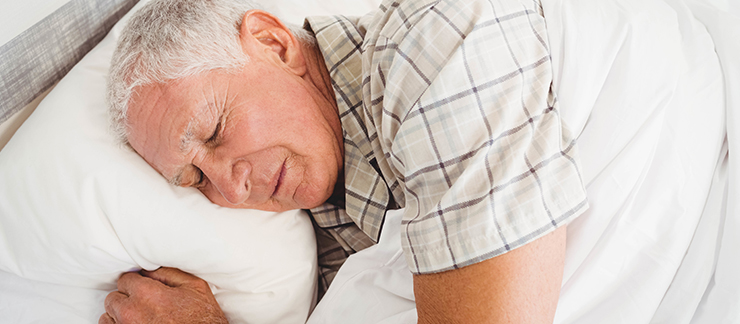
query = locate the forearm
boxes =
[414,226,567,324]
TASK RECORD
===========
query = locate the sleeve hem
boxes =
[405,198,588,275]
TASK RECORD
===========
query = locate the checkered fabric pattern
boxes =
[307,0,588,294]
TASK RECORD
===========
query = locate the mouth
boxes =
[272,160,287,198]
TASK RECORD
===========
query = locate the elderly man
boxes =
[102,0,589,322]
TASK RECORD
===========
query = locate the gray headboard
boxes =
[0,0,139,124]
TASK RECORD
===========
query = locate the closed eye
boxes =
[175,164,207,189]
[207,120,221,144]
[193,167,208,189]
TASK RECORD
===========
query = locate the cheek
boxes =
[295,163,338,208]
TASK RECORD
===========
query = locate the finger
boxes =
[117,271,149,295]
[99,312,116,324]
[141,267,206,290]
[103,291,127,322]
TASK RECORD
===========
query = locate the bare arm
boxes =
[414,226,567,324]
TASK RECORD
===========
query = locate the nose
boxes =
[200,158,251,205]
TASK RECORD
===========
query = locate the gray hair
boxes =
[107,0,315,144]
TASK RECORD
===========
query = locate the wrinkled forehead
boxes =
[126,80,208,178]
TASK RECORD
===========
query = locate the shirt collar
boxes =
[306,15,390,242]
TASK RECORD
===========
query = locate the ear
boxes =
[239,10,306,76]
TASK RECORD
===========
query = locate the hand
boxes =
[100,267,228,324]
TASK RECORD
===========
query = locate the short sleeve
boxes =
[367,0,589,274]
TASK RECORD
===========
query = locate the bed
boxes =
[0,0,737,323]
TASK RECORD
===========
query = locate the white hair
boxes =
[107,0,315,144]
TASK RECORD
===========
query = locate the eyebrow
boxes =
[180,116,198,153]
[168,171,184,187]
[169,100,223,187]
[168,117,198,187]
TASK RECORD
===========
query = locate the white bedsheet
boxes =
[306,0,739,323]
[679,0,740,321]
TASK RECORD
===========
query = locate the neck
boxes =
[302,41,337,114]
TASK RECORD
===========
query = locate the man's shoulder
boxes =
[362,0,441,37]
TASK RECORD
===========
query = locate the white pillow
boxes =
[0,1,318,323]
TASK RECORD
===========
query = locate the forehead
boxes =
[126,78,211,179]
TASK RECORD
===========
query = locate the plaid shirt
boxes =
[306,0,588,295]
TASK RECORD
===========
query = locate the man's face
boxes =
[126,59,343,211]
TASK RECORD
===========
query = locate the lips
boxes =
[271,160,287,198]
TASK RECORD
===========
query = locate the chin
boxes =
[294,181,335,210]
[293,192,327,210]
